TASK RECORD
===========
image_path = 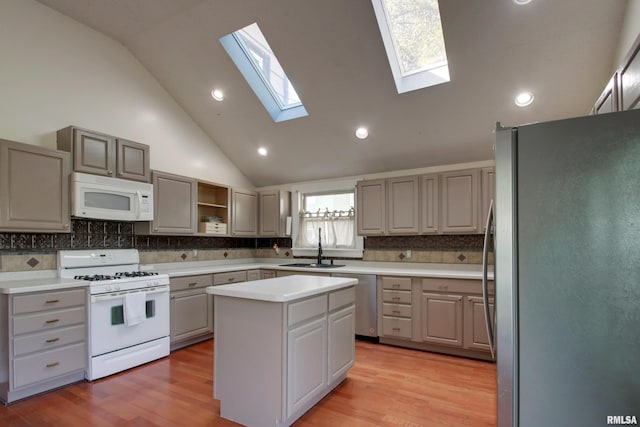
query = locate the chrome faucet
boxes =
[317,227,323,265]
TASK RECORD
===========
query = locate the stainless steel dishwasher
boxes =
[333,273,378,340]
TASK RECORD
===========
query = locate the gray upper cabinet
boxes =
[259,190,291,236]
[0,139,70,233]
[620,40,640,111]
[480,167,494,233]
[57,126,150,182]
[115,138,151,182]
[440,169,480,234]
[136,171,197,235]
[420,174,439,234]
[387,176,419,234]
[356,179,386,235]
[232,189,258,236]
[592,74,618,115]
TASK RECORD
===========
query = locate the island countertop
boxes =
[206,274,358,302]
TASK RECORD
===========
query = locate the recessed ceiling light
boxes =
[515,92,534,107]
[513,0,532,5]
[257,147,268,156]
[211,89,224,101]
[355,127,369,139]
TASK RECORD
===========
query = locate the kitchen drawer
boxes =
[261,270,276,279]
[213,271,247,285]
[382,303,412,318]
[13,342,86,389]
[13,325,85,357]
[382,316,412,339]
[13,307,86,335]
[288,295,327,327]
[382,289,412,304]
[381,276,412,291]
[12,289,85,315]
[247,269,261,281]
[329,286,355,312]
[422,278,494,295]
[171,274,213,291]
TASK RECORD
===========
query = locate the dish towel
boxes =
[123,292,147,326]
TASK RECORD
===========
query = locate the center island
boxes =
[206,274,357,427]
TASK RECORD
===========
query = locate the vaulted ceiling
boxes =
[35,0,627,186]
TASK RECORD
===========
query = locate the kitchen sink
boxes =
[279,262,345,269]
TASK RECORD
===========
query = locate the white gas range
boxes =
[58,249,170,380]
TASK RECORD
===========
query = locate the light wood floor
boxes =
[0,340,496,426]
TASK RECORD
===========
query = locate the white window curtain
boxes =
[295,208,356,249]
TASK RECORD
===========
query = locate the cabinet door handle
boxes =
[45,319,60,324]
[46,338,60,343]
[45,299,60,304]
[46,362,60,368]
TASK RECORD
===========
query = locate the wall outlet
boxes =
[406,250,412,259]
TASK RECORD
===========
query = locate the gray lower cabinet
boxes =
[0,139,71,233]
[378,276,494,360]
[0,288,87,403]
[379,276,413,340]
[170,274,214,350]
[420,293,463,347]
[136,171,198,235]
[463,295,495,351]
[213,284,354,426]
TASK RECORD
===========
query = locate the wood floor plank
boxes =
[0,340,496,426]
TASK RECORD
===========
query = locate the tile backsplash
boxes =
[0,219,491,272]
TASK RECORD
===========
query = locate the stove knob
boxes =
[105,285,112,292]
[114,284,121,291]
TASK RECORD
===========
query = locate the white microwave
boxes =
[71,172,154,221]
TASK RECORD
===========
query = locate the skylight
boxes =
[220,22,308,122]
[371,0,450,94]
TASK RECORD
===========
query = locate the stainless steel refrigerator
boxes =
[493,109,640,427]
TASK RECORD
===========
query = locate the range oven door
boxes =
[89,285,169,357]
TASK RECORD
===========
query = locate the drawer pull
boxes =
[45,319,60,324]
[45,299,60,304]
[228,278,235,282]
[45,338,60,343]
[392,310,401,315]
[392,297,400,301]
[392,327,401,331]
[46,362,60,368]
[188,282,197,287]
[392,284,400,289]
[439,286,448,290]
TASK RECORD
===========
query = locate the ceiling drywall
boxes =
[35,0,627,186]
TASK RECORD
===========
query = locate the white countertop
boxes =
[206,275,357,302]
[145,259,492,280]
[0,258,493,294]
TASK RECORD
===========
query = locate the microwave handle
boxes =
[135,190,142,220]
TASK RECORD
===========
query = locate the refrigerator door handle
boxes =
[482,199,495,359]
